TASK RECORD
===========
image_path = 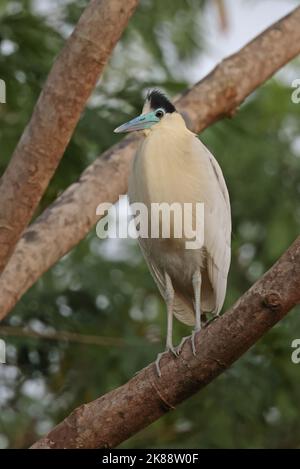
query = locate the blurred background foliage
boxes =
[0,0,300,449]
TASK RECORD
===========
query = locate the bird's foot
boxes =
[155,346,179,378]
[175,336,190,355]
[155,352,164,378]
[176,328,201,357]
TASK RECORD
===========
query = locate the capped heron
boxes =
[114,90,231,376]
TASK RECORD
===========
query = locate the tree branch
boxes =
[0,0,139,273]
[1,7,300,319]
[0,325,125,347]
[30,236,300,448]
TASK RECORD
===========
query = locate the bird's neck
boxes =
[131,116,197,206]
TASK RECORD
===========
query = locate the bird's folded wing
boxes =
[203,146,231,314]
[138,238,195,326]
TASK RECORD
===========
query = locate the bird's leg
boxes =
[155,272,177,377]
[165,274,176,354]
[191,269,202,356]
[175,270,202,356]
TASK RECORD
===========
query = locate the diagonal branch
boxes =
[30,236,300,448]
[1,6,300,320]
[0,0,139,273]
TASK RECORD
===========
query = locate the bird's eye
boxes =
[155,109,165,119]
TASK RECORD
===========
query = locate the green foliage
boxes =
[0,0,300,449]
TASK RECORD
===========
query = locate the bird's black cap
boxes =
[147,89,176,113]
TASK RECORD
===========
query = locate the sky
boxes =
[190,0,300,82]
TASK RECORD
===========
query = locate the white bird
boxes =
[114,90,231,375]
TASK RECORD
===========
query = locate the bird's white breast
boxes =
[128,114,208,284]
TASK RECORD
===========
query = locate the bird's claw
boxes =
[175,336,190,355]
[155,329,202,376]
[176,329,201,357]
[169,345,179,358]
[155,346,179,377]
[155,352,164,377]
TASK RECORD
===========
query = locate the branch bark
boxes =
[1,6,300,320]
[0,0,139,273]
[30,236,300,448]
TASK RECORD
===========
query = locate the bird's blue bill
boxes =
[114,111,160,133]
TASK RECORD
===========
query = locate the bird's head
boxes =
[114,89,176,134]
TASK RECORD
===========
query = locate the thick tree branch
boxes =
[0,0,139,272]
[30,236,300,448]
[1,6,300,320]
